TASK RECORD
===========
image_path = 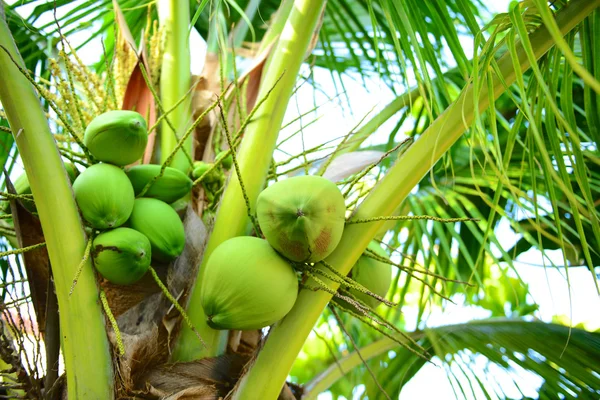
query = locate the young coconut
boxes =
[342,241,392,310]
[1,162,78,213]
[128,198,185,262]
[192,161,221,183]
[126,164,193,203]
[72,163,135,229]
[92,227,151,285]
[215,150,233,169]
[256,175,346,263]
[84,110,148,166]
[201,236,299,330]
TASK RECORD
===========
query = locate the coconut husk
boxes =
[101,266,164,318]
[139,354,247,398]
[227,330,262,355]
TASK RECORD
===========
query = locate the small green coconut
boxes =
[126,164,193,203]
[84,110,148,166]
[201,236,299,330]
[215,150,233,169]
[1,162,78,213]
[192,161,221,183]
[344,241,392,310]
[256,175,346,263]
[128,198,185,262]
[72,163,134,229]
[92,227,151,285]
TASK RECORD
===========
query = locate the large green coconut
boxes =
[256,175,346,263]
[92,227,151,285]
[72,163,134,229]
[128,198,185,262]
[201,236,299,330]
[84,110,148,166]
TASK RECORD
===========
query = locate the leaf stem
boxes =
[0,14,114,399]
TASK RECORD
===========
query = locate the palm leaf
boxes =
[304,320,600,399]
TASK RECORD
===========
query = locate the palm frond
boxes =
[303,320,600,400]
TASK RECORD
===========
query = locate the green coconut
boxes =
[346,241,392,309]
[201,236,298,330]
[126,164,193,203]
[256,175,346,263]
[1,162,78,213]
[192,161,221,183]
[92,227,151,285]
[215,150,233,169]
[72,163,134,229]
[128,198,185,262]
[84,110,148,166]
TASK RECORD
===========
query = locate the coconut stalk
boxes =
[0,11,114,400]
[158,0,192,172]
[330,88,421,160]
[171,0,327,361]
[232,0,600,398]
[257,0,294,54]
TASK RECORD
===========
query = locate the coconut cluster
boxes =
[73,110,192,285]
[200,174,396,330]
[200,175,348,331]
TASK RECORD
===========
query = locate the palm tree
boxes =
[0,0,599,398]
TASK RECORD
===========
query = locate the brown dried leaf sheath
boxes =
[5,175,49,333]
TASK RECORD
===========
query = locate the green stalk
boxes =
[257,0,294,54]
[158,0,192,172]
[233,1,599,398]
[0,13,114,400]
[171,0,327,361]
[337,88,420,157]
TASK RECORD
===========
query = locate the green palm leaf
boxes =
[304,320,600,399]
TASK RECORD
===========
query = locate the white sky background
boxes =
[8,0,600,399]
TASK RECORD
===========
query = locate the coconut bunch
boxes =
[70,109,392,328]
[199,175,394,331]
[72,110,193,285]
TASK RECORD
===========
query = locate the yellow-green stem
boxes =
[257,0,294,54]
[158,0,192,172]
[171,0,327,361]
[0,12,113,399]
[341,89,421,155]
[233,0,599,398]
